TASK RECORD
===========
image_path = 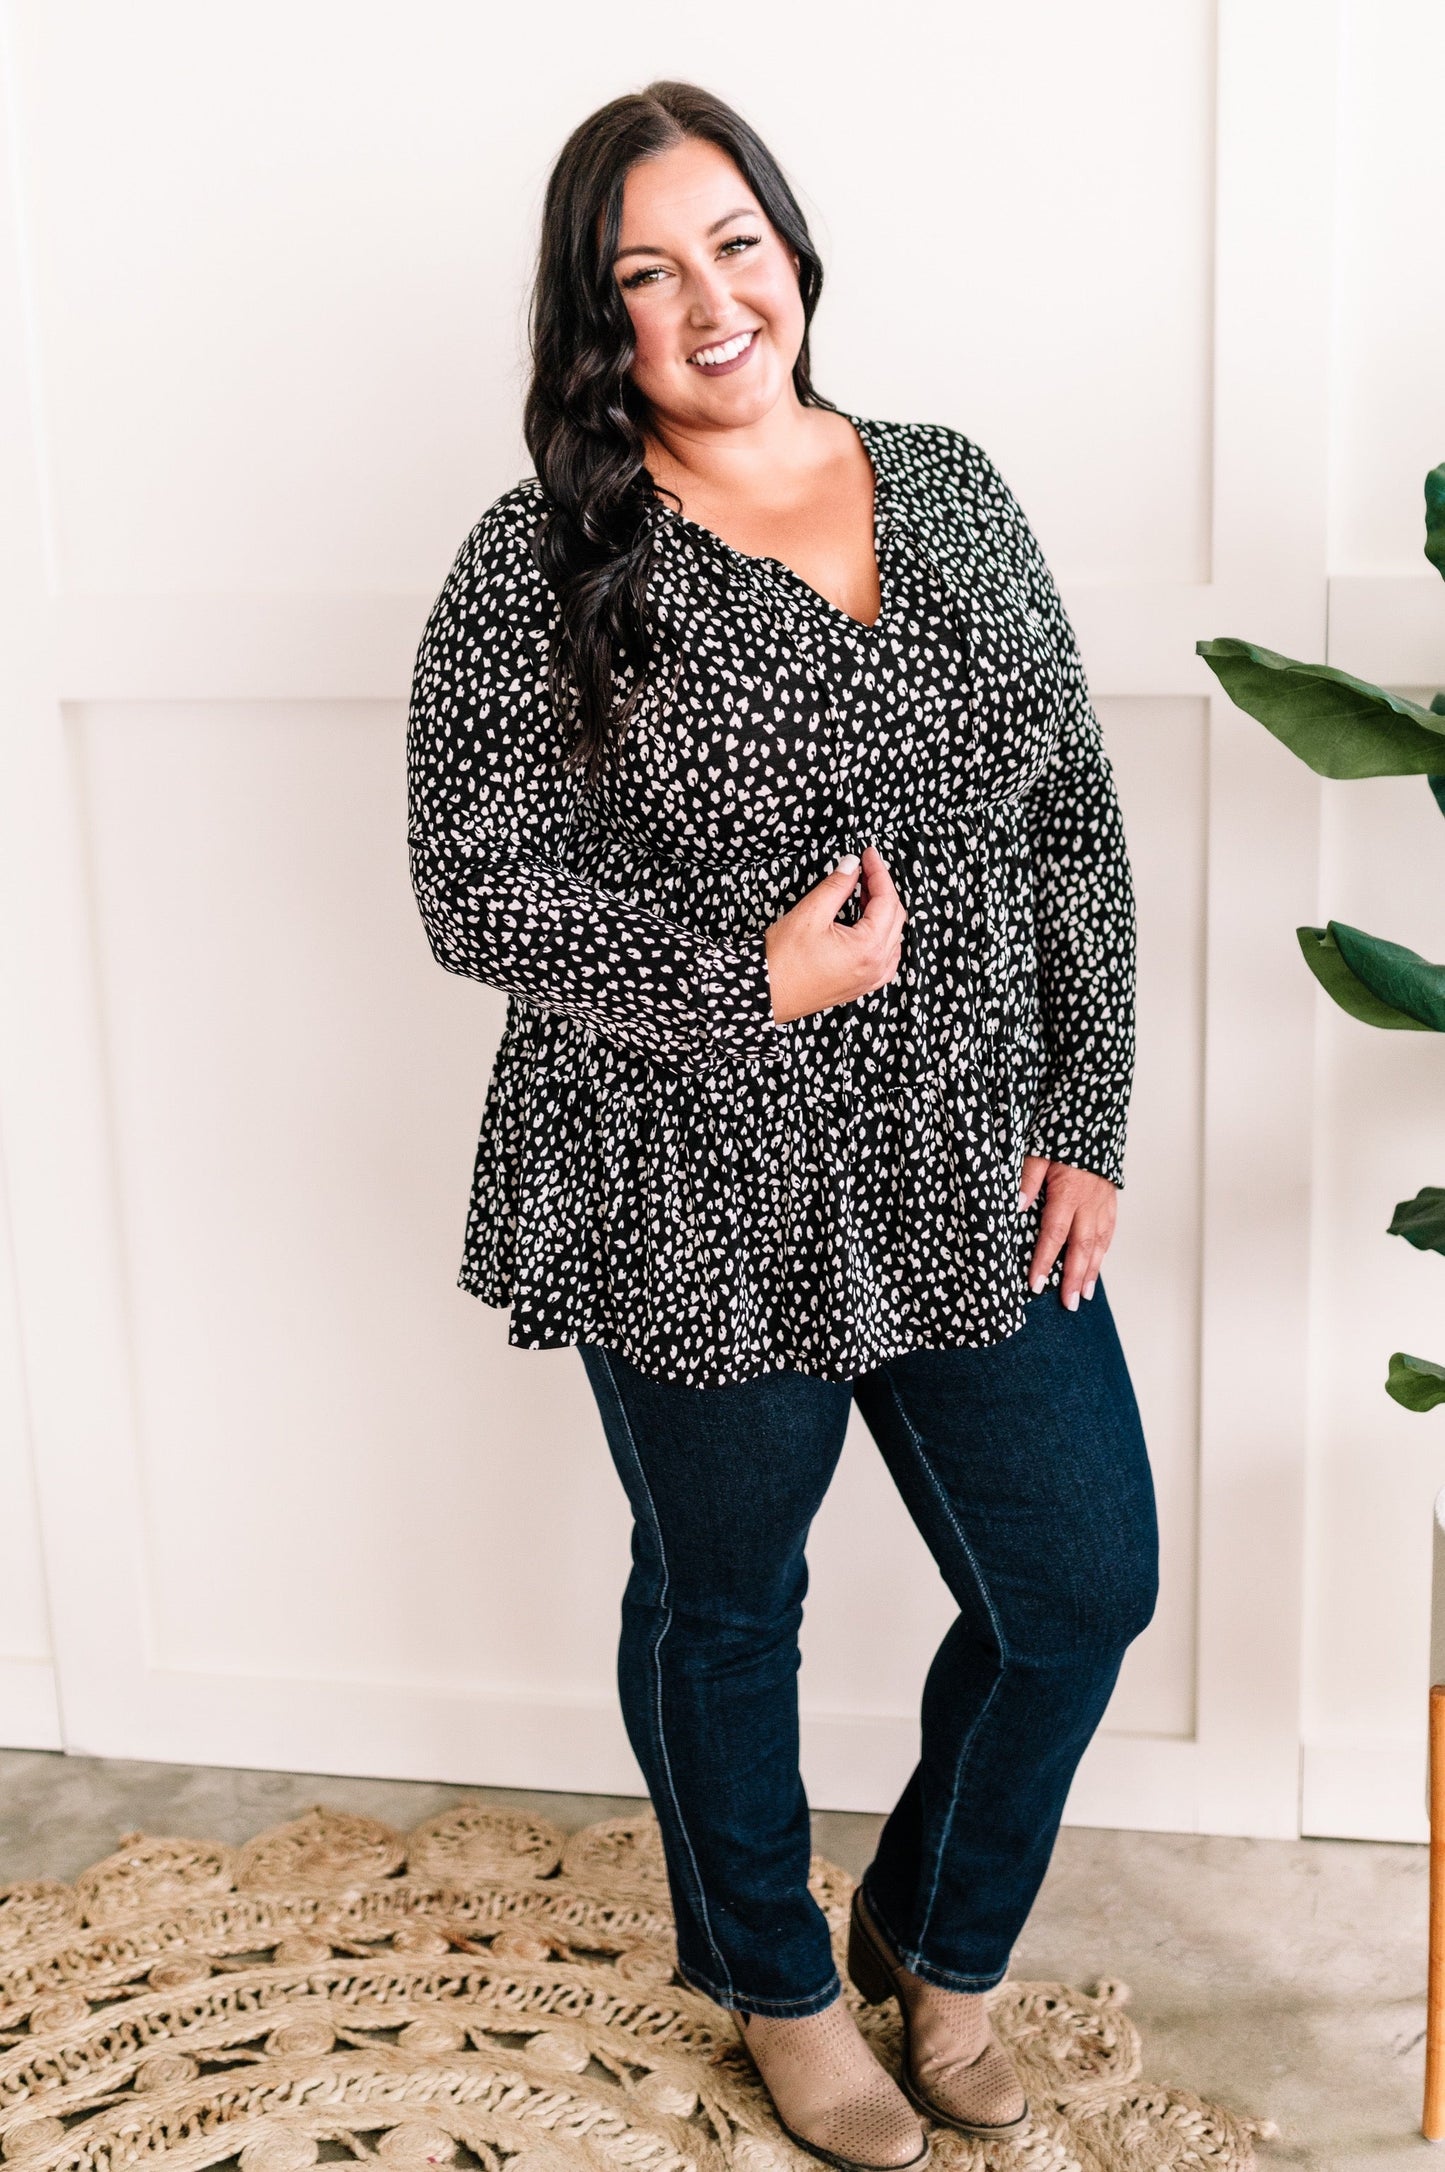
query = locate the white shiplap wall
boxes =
[1,0,1438,1841]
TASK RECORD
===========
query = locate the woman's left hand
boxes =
[1019,1156,1117,1311]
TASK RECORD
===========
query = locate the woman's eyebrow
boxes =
[613,206,759,263]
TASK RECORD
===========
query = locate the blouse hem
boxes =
[454,1258,1069,1392]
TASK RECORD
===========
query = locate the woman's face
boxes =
[610,136,804,432]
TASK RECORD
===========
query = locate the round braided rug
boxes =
[0,1806,1275,2172]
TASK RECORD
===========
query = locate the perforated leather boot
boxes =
[846,1887,1029,2139]
[735,1997,929,2172]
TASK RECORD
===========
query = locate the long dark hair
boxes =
[522,81,835,789]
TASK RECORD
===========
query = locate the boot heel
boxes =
[847,1902,896,2006]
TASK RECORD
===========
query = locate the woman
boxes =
[406,79,1158,2172]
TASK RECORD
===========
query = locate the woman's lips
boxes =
[687,326,761,376]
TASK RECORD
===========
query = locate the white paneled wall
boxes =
[0,1147,57,1749]
[1,0,1439,1841]
[1295,0,1445,1843]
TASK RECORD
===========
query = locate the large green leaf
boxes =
[1388,1187,1445,1253]
[1416,703,1442,821]
[1427,464,1445,581]
[1297,925,1436,1030]
[1197,638,1445,777]
[1386,1352,1445,1412]
[1330,922,1445,1030]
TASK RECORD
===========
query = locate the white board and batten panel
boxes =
[0,1151,59,1751]
[0,0,60,1755]
[0,0,1431,1844]
[1298,0,1445,1845]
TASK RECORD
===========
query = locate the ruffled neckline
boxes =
[649,410,896,637]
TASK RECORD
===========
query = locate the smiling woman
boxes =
[609,138,884,628]
[405,75,1157,2172]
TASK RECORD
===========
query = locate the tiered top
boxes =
[405,414,1136,1388]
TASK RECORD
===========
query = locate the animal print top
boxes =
[405,413,1136,1388]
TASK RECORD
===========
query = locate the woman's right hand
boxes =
[763,844,907,1025]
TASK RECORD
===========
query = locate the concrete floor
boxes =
[0,1749,1433,2171]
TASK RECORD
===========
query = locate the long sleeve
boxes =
[405,489,783,1075]
[970,446,1137,1187]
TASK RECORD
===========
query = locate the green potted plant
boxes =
[1198,463,1445,1411]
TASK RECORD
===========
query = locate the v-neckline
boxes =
[651,409,892,635]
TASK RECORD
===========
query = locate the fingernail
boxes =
[1084,1279,1096,1301]
[1018,1190,1030,1211]
[837,852,860,871]
[1029,1274,1046,1294]
[1065,1291,1079,1312]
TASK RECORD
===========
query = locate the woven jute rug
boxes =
[0,1805,1275,2172]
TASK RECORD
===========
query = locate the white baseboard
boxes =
[0,1656,62,1751]
[1061,1731,1201,1833]
[801,1710,1200,1832]
[1300,1736,1428,1844]
[55,1667,1203,1832]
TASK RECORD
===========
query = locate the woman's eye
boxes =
[621,234,762,290]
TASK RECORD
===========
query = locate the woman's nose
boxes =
[686,265,733,323]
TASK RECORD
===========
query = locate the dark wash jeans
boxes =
[577,1282,1158,2017]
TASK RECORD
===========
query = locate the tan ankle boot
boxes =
[846,1888,1028,2138]
[735,1997,929,2172]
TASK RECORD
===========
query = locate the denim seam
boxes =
[882,1371,1011,1956]
[674,1955,843,2017]
[596,1348,735,2001]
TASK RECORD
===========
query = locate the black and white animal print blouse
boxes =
[406,413,1136,1389]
